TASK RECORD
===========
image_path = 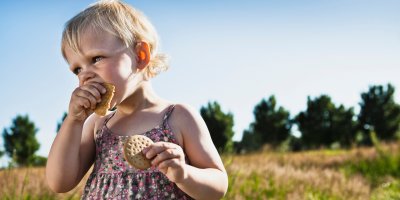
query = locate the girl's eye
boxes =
[92,56,103,63]
[73,67,82,75]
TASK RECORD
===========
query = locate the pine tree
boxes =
[200,101,234,153]
[296,95,356,149]
[242,96,291,151]
[2,115,40,166]
[358,84,400,144]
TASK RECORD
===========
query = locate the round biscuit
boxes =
[123,135,154,170]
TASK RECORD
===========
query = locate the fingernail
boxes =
[142,147,149,154]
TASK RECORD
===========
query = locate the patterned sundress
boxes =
[81,105,194,199]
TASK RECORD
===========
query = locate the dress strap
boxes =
[162,105,176,128]
[103,111,116,126]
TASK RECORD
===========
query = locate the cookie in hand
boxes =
[94,83,115,116]
[123,135,154,170]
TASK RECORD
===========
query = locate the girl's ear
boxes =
[135,41,151,70]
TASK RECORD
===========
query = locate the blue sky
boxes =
[1,0,400,166]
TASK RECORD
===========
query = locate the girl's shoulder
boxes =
[170,103,199,123]
[168,103,207,136]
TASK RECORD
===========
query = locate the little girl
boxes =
[46,0,228,199]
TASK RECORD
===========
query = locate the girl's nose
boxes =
[79,71,96,86]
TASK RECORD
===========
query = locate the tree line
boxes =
[204,83,400,154]
[1,83,400,166]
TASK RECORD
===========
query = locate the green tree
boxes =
[358,84,400,144]
[242,96,291,151]
[200,101,234,153]
[2,115,40,166]
[296,95,356,149]
[333,105,357,147]
[240,129,262,152]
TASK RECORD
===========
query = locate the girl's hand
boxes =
[68,82,106,122]
[143,142,187,183]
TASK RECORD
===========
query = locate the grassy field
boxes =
[1,143,399,200]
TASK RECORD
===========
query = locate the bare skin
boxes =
[46,28,228,199]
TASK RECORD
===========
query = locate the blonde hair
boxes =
[61,0,168,78]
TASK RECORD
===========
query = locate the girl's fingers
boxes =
[79,98,91,109]
[143,142,185,168]
[76,81,108,110]
[151,148,181,166]
[71,82,107,110]
[76,90,98,110]
[157,159,177,171]
[68,82,105,121]
[144,142,178,159]
[86,82,107,97]
[91,82,107,94]
[81,83,103,103]
[71,89,90,108]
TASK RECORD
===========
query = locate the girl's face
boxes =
[64,28,140,109]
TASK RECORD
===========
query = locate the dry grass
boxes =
[223,143,400,200]
[0,143,399,199]
[0,167,88,199]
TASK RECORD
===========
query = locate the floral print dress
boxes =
[82,105,194,199]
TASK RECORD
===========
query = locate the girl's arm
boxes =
[145,104,228,200]
[46,114,98,192]
[46,82,105,192]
